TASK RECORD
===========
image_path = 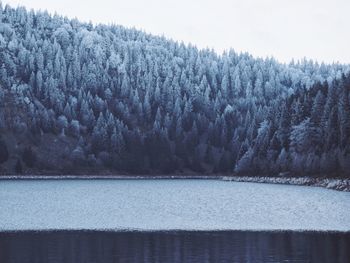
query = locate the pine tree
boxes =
[0,139,9,164]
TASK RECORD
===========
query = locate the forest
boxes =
[0,4,349,176]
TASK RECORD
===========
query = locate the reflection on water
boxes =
[0,231,349,263]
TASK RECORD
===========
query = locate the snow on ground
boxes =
[0,180,349,232]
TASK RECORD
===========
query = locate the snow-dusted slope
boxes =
[0,180,349,232]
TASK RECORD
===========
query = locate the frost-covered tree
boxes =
[0,4,349,176]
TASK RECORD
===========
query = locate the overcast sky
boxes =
[3,0,350,64]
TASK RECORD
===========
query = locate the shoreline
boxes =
[0,175,221,180]
[0,174,349,192]
[1,228,349,234]
[222,176,350,192]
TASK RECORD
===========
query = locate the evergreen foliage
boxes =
[0,139,9,164]
[0,4,349,176]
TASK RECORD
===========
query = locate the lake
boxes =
[1,179,350,262]
[0,179,350,231]
[0,230,349,263]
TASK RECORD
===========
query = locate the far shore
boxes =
[0,174,349,192]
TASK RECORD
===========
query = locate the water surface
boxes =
[1,179,350,231]
[0,231,349,263]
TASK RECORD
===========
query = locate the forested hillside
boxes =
[0,4,349,176]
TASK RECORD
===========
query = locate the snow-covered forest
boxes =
[0,4,349,176]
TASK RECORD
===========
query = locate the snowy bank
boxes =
[1,175,350,192]
[223,176,350,192]
[0,180,349,232]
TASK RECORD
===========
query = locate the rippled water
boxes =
[1,180,350,232]
[0,231,349,263]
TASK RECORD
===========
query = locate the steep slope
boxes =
[0,3,349,175]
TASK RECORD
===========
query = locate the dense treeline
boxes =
[0,4,349,176]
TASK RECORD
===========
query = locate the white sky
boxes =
[2,0,350,64]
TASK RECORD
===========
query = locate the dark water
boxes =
[0,231,349,263]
